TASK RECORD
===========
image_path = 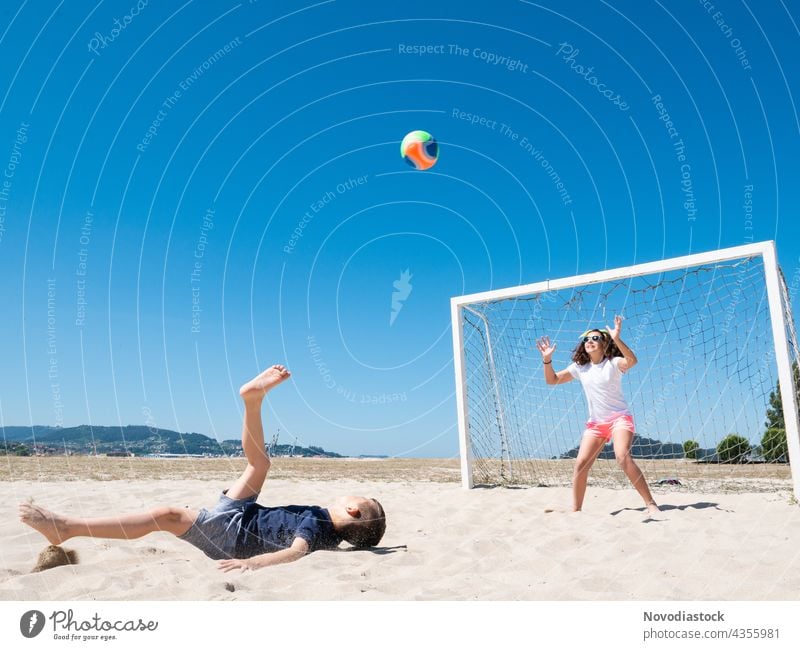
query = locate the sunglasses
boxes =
[583,335,603,342]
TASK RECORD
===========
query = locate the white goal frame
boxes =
[451,240,800,498]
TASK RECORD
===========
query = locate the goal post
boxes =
[762,243,800,498]
[451,241,800,498]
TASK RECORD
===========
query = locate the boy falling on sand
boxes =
[19,365,386,572]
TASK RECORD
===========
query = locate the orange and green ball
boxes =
[400,130,438,170]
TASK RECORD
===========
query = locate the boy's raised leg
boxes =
[18,365,292,547]
[224,364,292,500]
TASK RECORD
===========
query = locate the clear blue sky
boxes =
[0,0,798,457]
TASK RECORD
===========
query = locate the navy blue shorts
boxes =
[177,491,257,560]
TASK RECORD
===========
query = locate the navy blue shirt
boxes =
[235,504,341,558]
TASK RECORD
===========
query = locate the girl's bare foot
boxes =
[19,503,72,545]
[239,365,291,401]
[646,501,662,517]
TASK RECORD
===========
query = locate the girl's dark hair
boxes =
[571,329,623,365]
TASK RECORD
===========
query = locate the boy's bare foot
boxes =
[239,365,291,401]
[19,503,72,545]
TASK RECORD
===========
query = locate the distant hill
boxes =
[559,436,715,460]
[1,425,342,458]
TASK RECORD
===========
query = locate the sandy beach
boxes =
[2,457,799,601]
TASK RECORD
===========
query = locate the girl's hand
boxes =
[536,336,556,362]
[606,315,623,341]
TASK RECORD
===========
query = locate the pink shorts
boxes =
[583,413,635,442]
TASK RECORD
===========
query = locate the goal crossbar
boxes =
[452,241,774,307]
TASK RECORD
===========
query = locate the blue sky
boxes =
[0,0,798,457]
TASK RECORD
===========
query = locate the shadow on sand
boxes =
[341,544,407,555]
[611,501,731,523]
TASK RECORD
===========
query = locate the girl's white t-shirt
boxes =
[566,357,630,423]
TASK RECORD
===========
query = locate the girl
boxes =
[536,315,660,515]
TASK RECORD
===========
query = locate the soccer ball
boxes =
[400,130,438,170]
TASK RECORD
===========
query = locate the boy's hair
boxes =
[571,329,623,365]
[339,499,386,548]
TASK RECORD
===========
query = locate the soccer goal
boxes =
[451,241,800,498]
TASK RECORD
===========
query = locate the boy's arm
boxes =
[217,537,309,572]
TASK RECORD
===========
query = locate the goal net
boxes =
[451,242,800,496]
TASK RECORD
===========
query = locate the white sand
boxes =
[2,479,799,600]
